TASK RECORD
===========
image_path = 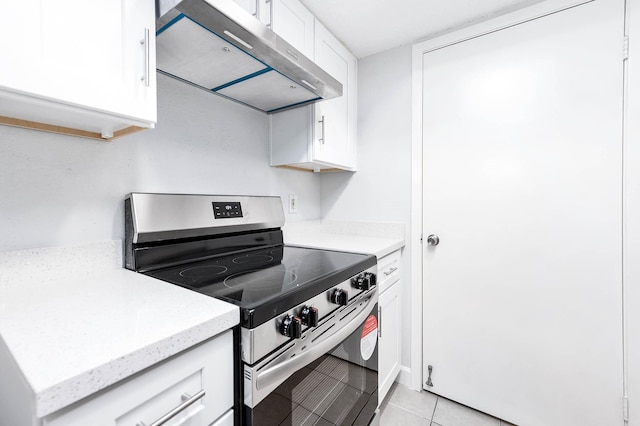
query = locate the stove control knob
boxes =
[300,306,319,327]
[330,288,348,306]
[352,272,376,290]
[280,315,302,339]
[366,272,377,287]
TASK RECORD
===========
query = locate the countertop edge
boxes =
[34,304,239,418]
[2,228,404,419]
[1,243,241,420]
[287,238,405,259]
[283,220,406,258]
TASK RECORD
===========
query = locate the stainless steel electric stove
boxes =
[125,193,379,426]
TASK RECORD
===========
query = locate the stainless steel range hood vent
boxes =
[156,0,342,113]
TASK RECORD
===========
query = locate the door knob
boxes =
[427,234,440,246]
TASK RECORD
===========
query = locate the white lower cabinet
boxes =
[377,250,402,403]
[210,409,234,426]
[42,330,233,426]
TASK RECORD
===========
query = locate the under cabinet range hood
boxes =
[156,0,342,113]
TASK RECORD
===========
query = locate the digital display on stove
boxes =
[212,202,243,219]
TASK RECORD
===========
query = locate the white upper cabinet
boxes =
[271,0,315,58]
[0,0,157,140]
[312,20,356,169]
[258,0,315,58]
[233,0,258,16]
[270,13,357,172]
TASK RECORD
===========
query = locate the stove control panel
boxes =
[240,264,377,364]
[300,306,319,327]
[352,272,376,291]
[280,315,302,339]
[212,202,243,219]
[330,288,349,306]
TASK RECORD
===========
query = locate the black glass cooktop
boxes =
[144,245,376,328]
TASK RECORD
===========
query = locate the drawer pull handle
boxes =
[384,267,398,276]
[136,389,206,426]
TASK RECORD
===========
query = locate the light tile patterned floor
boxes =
[380,383,516,426]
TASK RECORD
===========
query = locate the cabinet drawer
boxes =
[211,409,234,426]
[44,330,233,426]
[378,250,401,294]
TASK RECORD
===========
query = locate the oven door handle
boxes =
[256,292,377,391]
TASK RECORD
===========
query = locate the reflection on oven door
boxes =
[244,301,379,426]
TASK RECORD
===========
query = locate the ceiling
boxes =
[300,0,547,58]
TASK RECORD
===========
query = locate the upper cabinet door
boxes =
[232,0,258,16]
[268,4,357,172]
[0,0,156,139]
[269,0,315,58]
[313,21,357,170]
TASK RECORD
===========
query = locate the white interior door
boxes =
[421,1,624,425]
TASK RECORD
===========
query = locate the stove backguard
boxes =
[125,193,285,272]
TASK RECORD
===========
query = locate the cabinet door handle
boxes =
[378,306,382,339]
[267,0,273,28]
[318,115,325,144]
[136,390,206,426]
[141,28,150,87]
[384,267,398,276]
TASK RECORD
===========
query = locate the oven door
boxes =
[243,289,379,426]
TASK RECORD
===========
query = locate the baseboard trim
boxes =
[396,366,420,391]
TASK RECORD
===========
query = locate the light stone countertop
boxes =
[283,220,406,258]
[0,241,239,418]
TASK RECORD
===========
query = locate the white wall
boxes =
[321,45,414,368]
[0,73,322,251]
[0,44,417,379]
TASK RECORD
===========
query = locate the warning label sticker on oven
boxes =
[360,315,378,361]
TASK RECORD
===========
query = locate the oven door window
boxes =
[245,306,379,426]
